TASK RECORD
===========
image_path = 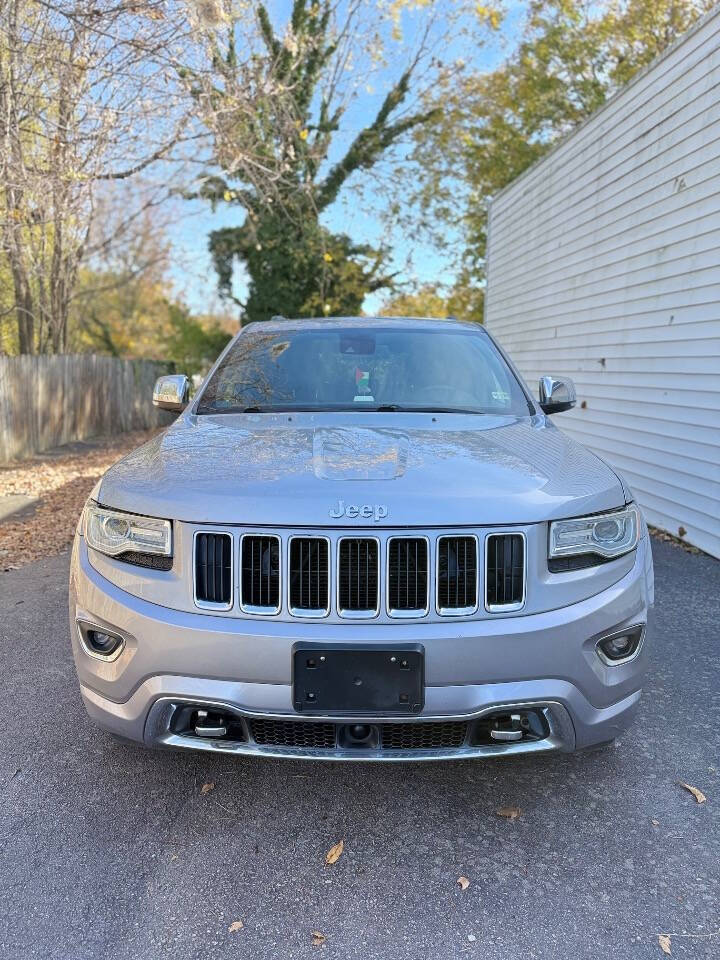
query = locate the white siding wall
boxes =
[485,7,720,558]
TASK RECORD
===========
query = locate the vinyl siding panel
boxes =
[485,8,720,558]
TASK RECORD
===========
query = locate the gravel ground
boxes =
[0,430,160,570]
[0,538,718,960]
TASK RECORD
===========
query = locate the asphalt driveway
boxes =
[0,539,718,960]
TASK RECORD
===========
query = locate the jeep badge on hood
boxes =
[329,499,388,522]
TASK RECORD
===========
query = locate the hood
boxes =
[98,412,625,527]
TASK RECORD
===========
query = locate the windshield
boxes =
[195,325,531,416]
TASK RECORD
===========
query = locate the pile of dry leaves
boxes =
[0,430,159,571]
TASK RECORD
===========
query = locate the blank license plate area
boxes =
[293,646,424,714]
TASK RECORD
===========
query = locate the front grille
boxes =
[388,538,428,614]
[194,532,232,606]
[380,722,468,750]
[241,535,280,612]
[289,537,330,614]
[250,719,336,749]
[437,536,477,612]
[486,533,525,608]
[338,538,379,614]
[191,528,530,618]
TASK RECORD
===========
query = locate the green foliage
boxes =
[69,266,232,378]
[190,0,437,321]
[379,280,485,324]
[412,0,715,281]
[210,214,394,324]
[70,265,170,358]
[164,302,232,378]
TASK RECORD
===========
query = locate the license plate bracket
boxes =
[292,644,424,715]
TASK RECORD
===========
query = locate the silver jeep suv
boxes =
[69,317,653,760]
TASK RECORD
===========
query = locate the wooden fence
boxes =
[0,355,175,463]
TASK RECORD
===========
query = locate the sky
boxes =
[167,2,527,320]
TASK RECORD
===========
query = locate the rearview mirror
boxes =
[539,376,576,414]
[153,374,189,411]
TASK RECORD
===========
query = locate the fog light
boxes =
[597,625,644,665]
[87,630,118,653]
[78,622,125,660]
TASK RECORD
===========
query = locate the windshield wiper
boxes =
[374,405,486,415]
[198,403,490,415]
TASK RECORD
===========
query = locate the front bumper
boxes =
[69,535,652,760]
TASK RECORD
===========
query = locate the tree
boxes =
[68,191,233,376]
[69,182,180,357]
[409,0,715,295]
[379,278,486,322]
[210,217,395,321]
[180,0,480,322]
[0,0,190,353]
[164,302,232,378]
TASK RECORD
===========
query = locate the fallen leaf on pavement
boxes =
[228,921,244,933]
[658,934,671,954]
[325,840,344,865]
[457,876,470,890]
[496,806,521,820]
[311,931,326,946]
[678,782,706,804]
[201,782,215,795]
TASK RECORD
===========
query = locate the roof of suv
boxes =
[245,315,482,333]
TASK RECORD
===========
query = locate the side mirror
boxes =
[539,375,576,414]
[153,374,189,411]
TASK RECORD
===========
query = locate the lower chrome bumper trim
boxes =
[143,696,576,761]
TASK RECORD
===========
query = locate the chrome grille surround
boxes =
[240,534,281,615]
[484,531,527,613]
[287,535,331,618]
[436,535,479,616]
[386,536,430,618]
[193,530,234,611]
[336,536,380,619]
[188,526,531,621]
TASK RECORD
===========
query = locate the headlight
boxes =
[84,503,172,558]
[549,505,639,560]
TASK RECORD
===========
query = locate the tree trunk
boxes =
[6,253,35,354]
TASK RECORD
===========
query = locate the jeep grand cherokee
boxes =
[69,317,653,760]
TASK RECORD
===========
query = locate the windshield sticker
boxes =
[355,368,371,396]
[492,390,510,401]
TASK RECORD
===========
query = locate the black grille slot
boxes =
[116,551,173,571]
[338,538,379,613]
[241,536,280,611]
[250,719,336,749]
[289,538,329,613]
[548,553,614,573]
[486,533,525,607]
[380,722,467,750]
[437,536,477,612]
[388,538,428,613]
[194,532,232,606]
